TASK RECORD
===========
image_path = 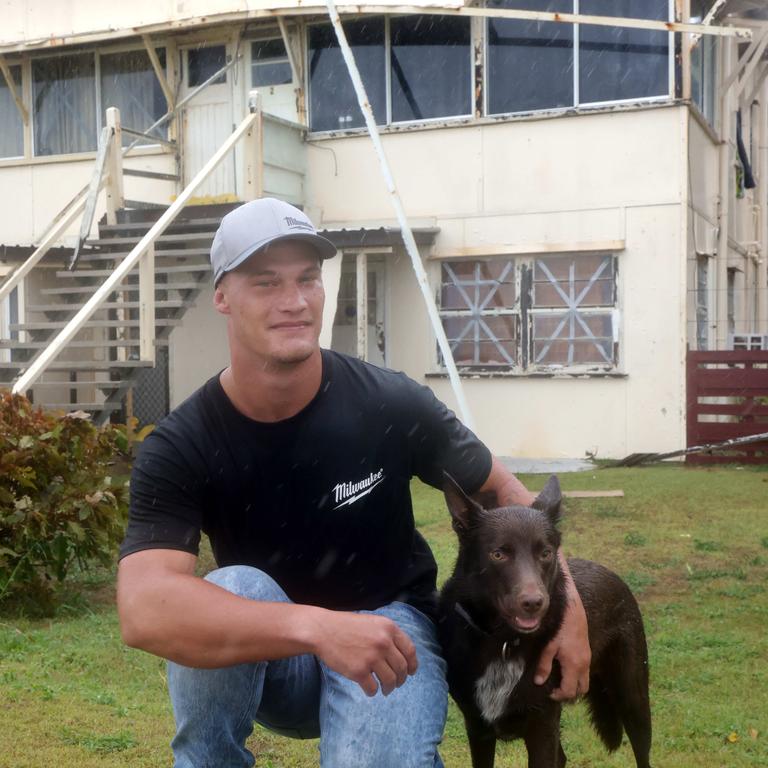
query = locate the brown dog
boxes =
[437,474,652,768]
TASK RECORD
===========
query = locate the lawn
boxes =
[1,464,767,767]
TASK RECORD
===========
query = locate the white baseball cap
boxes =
[210,198,337,285]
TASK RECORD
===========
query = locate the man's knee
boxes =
[204,565,290,603]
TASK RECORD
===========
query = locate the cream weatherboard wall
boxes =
[300,105,689,459]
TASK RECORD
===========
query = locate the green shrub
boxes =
[0,392,129,608]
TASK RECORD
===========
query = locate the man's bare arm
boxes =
[476,456,592,700]
[117,549,417,696]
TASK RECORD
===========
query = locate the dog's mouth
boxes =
[511,615,542,634]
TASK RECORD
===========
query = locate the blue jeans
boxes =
[167,566,448,767]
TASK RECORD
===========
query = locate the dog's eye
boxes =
[489,549,506,562]
[540,548,553,560]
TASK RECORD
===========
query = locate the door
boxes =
[181,42,236,199]
[331,254,387,366]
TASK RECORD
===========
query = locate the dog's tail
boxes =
[585,674,624,752]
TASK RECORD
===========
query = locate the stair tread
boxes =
[0,339,169,348]
[25,380,128,388]
[75,248,212,261]
[10,319,182,330]
[41,403,123,411]
[40,282,206,295]
[86,232,214,247]
[0,361,153,370]
[58,265,210,278]
[26,300,190,311]
[98,219,223,233]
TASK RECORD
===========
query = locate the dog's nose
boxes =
[520,594,545,614]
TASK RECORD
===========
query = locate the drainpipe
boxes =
[758,88,768,333]
[716,37,734,349]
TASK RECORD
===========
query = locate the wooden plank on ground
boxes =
[562,490,624,498]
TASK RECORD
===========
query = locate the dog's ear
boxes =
[443,471,485,534]
[532,475,562,525]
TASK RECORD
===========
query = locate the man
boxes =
[117,198,590,768]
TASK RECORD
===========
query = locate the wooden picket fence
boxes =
[686,350,768,464]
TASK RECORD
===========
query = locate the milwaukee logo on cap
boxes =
[284,216,315,231]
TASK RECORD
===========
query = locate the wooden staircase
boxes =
[0,203,239,424]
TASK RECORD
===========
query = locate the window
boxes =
[309,19,386,132]
[439,254,618,371]
[390,15,472,122]
[252,39,293,87]
[0,65,24,158]
[531,254,617,366]
[487,0,671,117]
[440,261,520,366]
[188,45,227,87]
[33,53,97,156]
[100,49,168,145]
[579,0,669,104]
[487,0,574,115]
[727,267,737,338]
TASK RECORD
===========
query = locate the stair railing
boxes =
[12,94,263,395]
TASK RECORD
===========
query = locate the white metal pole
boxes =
[324,0,475,430]
[13,112,258,395]
[716,37,734,350]
[356,251,368,360]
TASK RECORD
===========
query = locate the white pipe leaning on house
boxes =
[12,110,260,395]
[324,0,475,431]
[716,36,734,350]
[758,87,768,333]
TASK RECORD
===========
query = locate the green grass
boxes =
[1,464,767,767]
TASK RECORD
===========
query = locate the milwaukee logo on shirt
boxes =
[333,469,385,509]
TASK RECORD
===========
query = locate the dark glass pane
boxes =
[252,40,292,86]
[33,54,97,156]
[100,49,167,145]
[0,65,23,158]
[487,0,574,115]
[253,38,288,61]
[188,45,227,87]
[390,15,471,122]
[253,62,293,87]
[579,0,669,104]
[309,19,386,131]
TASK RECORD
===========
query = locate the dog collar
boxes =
[453,602,521,655]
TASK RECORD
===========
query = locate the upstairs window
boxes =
[252,39,293,87]
[439,254,619,371]
[30,46,171,157]
[487,0,574,115]
[309,18,386,132]
[487,0,672,116]
[33,53,97,156]
[100,49,168,146]
[0,65,24,158]
[390,15,472,122]
[579,0,670,104]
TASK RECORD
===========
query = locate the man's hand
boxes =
[310,611,418,697]
[534,555,591,701]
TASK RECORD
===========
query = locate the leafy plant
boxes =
[0,392,129,608]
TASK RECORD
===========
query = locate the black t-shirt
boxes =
[119,350,492,617]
